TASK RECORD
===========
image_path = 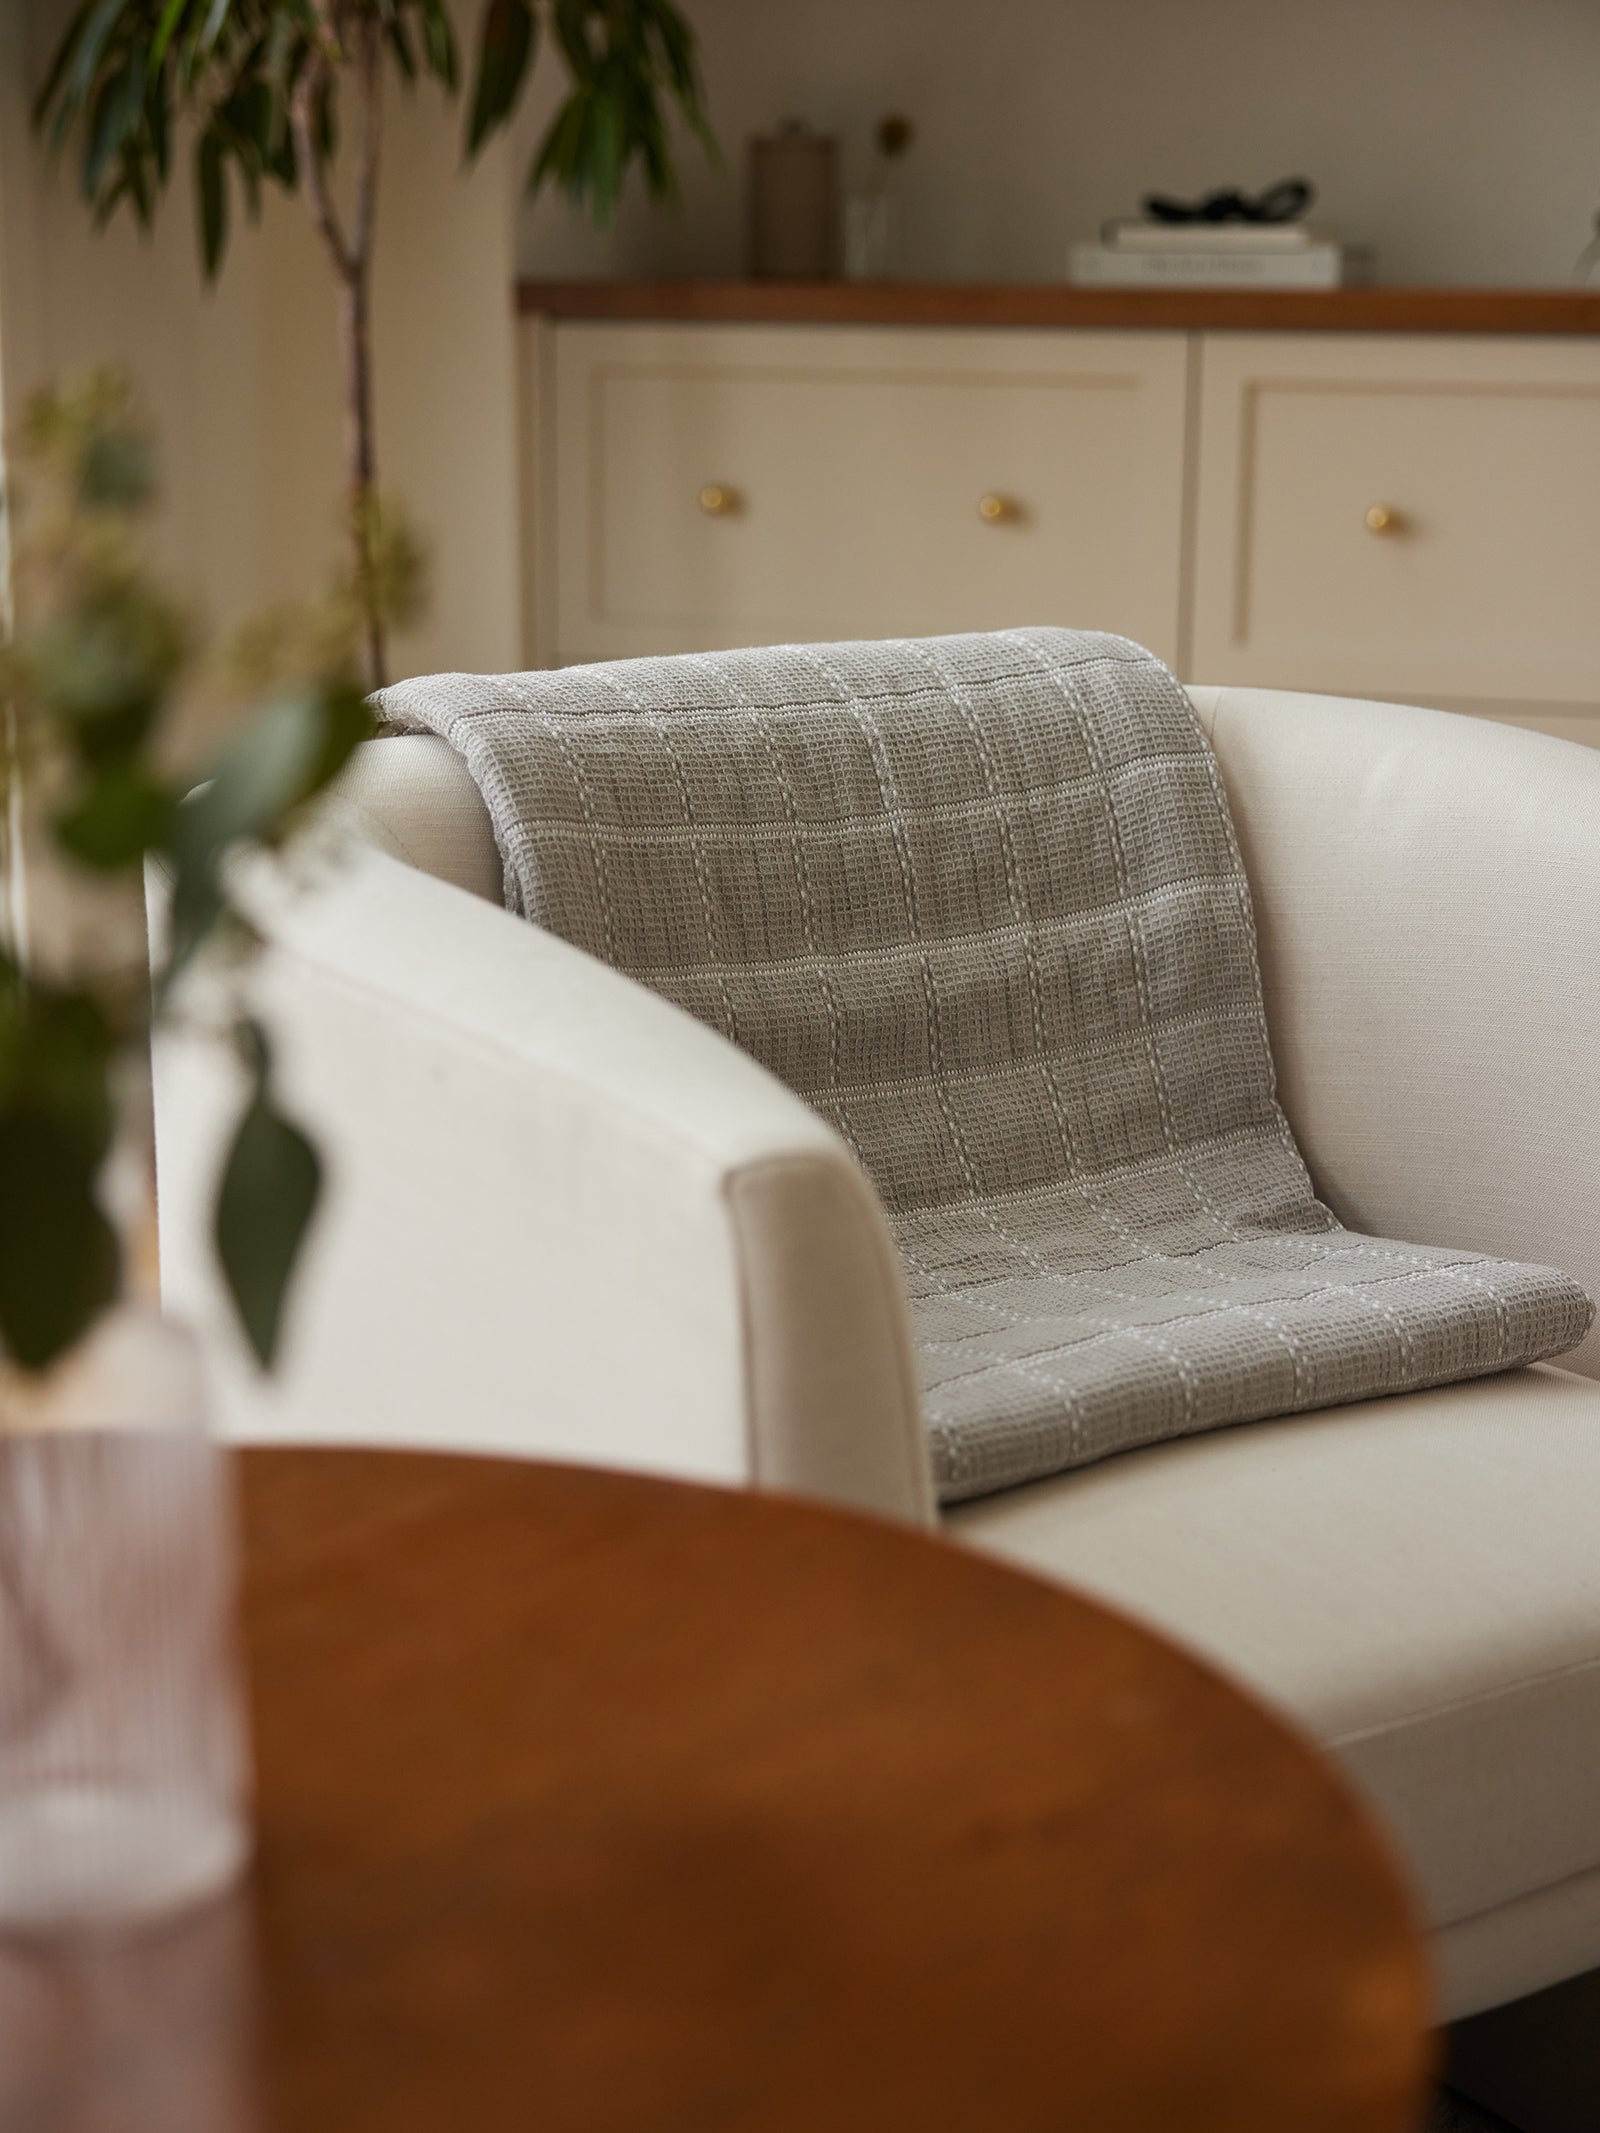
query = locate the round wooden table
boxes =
[0,1449,1432,2131]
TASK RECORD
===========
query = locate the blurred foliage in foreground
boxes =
[0,374,405,1372]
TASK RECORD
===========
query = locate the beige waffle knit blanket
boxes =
[377,630,1592,1503]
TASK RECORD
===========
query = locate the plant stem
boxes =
[288,11,386,692]
[337,268,383,691]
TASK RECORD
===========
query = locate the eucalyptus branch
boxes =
[0,378,382,1374]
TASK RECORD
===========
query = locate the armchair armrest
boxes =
[153,844,933,1526]
[1191,686,1600,1379]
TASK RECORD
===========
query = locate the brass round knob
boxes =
[1364,503,1401,535]
[698,483,740,518]
[977,492,1019,525]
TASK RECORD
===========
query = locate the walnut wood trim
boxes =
[516,279,1600,336]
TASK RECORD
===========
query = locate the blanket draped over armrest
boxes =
[376,630,1593,1503]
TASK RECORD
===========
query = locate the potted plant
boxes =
[31,0,715,688]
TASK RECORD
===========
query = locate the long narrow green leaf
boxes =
[386,15,418,82]
[529,86,586,194]
[588,80,624,222]
[149,0,191,67]
[67,0,131,110]
[466,0,535,154]
[550,0,596,81]
[196,127,227,275]
[417,0,458,91]
[145,66,171,182]
[124,145,154,223]
[30,0,94,126]
[92,165,131,224]
[199,0,233,57]
[83,54,146,200]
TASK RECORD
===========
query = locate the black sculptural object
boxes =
[1142,176,1315,226]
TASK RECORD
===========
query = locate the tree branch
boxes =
[350,11,381,274]
[288,42,351,284]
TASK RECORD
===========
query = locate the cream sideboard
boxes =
[1191,333,1600,741]
[519,290,1600,745]
[536,325,1188,665]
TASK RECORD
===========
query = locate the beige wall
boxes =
[521,0,1600,290]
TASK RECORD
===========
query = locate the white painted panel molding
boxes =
[1191,333,1600,719]
[549,324,1188,665]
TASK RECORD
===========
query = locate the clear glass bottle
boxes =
[0,1306,250,1933]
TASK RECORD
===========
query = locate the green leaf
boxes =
[0,982,117,1149]
[0,1110,120,1371]
[214,1023,320,1367]
[162,681,373,977]
[220,73,277,168]
[125,144,156,226]
[83,53,146,200]
[199,0,233,56]
[149,0,191,67]
[549,0,595,81]
[143,66,172,184]
[587,76,626,222]
[386,14,418,82]
[417,0,458,91]
[53,765,174,871]
[194,683,369,849]
[522,0,717,215]
[0,980,120,1372]
[196,127,227,276]
[67,0,133,112]
[30,0,94,129]
[466,0,535,155]
[529,86,587,195]
[648,0,697,95]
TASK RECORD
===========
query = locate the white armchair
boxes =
[154,688,1600,2050]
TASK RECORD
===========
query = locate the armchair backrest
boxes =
[328,672,1600,1384]
[1191,686,1600,1381]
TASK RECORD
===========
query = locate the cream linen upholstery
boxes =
[1188,686,1600,1383]
[153,837,931,1525]
[949,1363,1600,2020]
[153,696,1600,2023]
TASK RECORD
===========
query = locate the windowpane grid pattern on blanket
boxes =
[378,629,1592,1503]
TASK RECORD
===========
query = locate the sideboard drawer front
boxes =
[1192,335,1600,705]
[552,326,1186,665]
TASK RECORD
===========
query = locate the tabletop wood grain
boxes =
[0,1448,1433,2132]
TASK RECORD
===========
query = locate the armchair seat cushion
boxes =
[950,1362,1600,2014]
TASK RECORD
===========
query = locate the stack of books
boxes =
[1069,221,1372,290]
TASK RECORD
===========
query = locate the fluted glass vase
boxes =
[0,1307,250,1933]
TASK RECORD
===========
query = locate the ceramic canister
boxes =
[747,122,839,279]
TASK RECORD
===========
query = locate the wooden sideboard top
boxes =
[517,279,1600,335]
